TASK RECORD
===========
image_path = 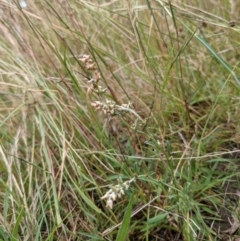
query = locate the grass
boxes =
[0,0,240,240]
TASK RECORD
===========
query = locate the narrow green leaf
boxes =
[116,194,134,241]
[11,206,25,241]
[147,212,168,224]
[195,35,240,87]
[0,226,9,241]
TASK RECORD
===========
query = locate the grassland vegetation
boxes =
[0,0,240,240]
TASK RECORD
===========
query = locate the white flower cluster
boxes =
[101,178,135,209]
[91,99,132,117]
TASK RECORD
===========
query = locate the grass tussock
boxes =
[1,0,240,240]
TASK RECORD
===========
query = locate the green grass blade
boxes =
[11,206,25,241]
[0,227,9,241]
[116,194,134,241]
[195,35,240,87]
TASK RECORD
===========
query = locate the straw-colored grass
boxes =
[0,0,240,240]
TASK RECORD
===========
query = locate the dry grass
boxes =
[0,0,240,240]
